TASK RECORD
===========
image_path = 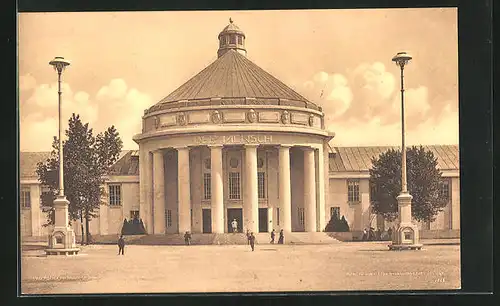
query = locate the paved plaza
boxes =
[21,241,460,294]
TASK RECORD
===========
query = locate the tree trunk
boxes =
[85,210,91,245]
[80,212,85,245]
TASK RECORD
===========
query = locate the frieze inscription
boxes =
[194,134,273,145]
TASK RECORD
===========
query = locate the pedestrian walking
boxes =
[270,229,276,244]
[231,219,238,233]
[184,231,192,245]
[362,228,368,241]
[278,229,284,244]
[246,229,251,244]
[249,232,256,251]
[387,227,393,240]
[118,235,125,255]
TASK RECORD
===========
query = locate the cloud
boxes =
[95,79,153,150]
[331,106,458,146]
[20,76,153,152]
[293,61,456,145]
[299,71,353,121]
[19,74,37,91]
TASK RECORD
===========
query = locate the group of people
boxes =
[245,228,285,251]
[361,226,394,241]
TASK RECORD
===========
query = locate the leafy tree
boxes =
[325,214,350,232]
[369,146,448,223]
[36,114,122,244]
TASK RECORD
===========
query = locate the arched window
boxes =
[230,35,236,44]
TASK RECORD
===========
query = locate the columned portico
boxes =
[210,145,224,233]
[153,150,166,234]
[177,147,191,233]
[279,145,292,232]
[303,147,317,232]
[244,144,259,233]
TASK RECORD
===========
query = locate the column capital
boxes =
[300,146,314,152]
[172,146,191,151]
[244,144,259,148]
[279,144,293,149]
[207,144,224,148]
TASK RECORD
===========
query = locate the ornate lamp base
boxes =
[388,223,423,250]
[45,196,80,256]
[388,192,423,251]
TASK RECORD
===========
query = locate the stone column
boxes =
[323,142,331,231]
[30,185,41,237]
[303,147,317,232]
[210,145,224,234]
[177,147,191,233]
[279,145,292,232]
[99,183,109,235]
[139,148,154,234]
[153,150,166,234]
[244,144,259,233]
[316,147,326,232]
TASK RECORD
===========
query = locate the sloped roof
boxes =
[329,145,460,172]
[19,152,51,180]
[147,50,318,113]
[109,150,140,176]
[20,150,138,180]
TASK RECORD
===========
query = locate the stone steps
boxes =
[63,232,342,245]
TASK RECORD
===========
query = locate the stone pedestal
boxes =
[45,196,80,255]
[389,192,422,250]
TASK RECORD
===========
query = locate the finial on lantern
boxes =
[229,17,233,23]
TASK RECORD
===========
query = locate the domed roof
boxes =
[218,18,245,38]
[146,50,319,114]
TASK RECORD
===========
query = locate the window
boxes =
[330,207,340,219]
[230,35,236,44]
[347,180,360,202]
[439,179,451,202]
[276,207,280,225]
[258,172,266,199]
[298,207,305,226]
[166,210,172,228]
[203,173,211,200]
[109,185,122,206]
[237,36,242,45]
[21,187,31,208]
[229,172,241,199]
[40,186,51,206]
[369,182,378,202]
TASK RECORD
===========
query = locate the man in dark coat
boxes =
[184,231,192,245]
[246,229,251,245]
[118,235,125,255]
[270,229,276,244]
[249,232,256,251]
[278,229,284,244]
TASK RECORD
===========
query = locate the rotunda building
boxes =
[133,19,335,235]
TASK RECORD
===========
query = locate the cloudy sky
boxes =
[18,9,458,152]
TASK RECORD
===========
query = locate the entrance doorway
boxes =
[259,208,268,232]
[202,209,212,233]
[227,208,243,233]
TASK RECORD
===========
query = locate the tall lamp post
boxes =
[45,56,79,255]
[389,52,422,251]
